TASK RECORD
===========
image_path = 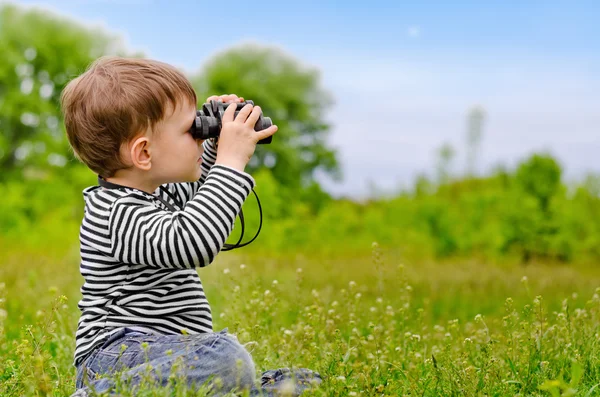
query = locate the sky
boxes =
[6,0,600,198]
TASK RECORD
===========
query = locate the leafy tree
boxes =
[436,142,456,184]
[515,153,562,212]
[191,44,340,190]
[0,4,126,181]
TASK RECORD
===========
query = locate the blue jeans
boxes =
[73,328,321,396]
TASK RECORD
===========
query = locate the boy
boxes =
[62,56,320,396]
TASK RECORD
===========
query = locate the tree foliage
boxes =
[0,4,127,181]
[191,44,340,189]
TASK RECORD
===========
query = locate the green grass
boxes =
[1,242,599,396]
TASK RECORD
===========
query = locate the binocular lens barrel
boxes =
[190,100,273,144]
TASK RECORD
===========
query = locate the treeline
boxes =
[237,153,600,264]
[2,152,599,265]
[1,4,599,265]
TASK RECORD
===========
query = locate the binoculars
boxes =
[189,100,273,144]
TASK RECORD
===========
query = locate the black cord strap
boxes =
[98,176,262,251]
[222,188,263,250]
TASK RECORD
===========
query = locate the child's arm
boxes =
[108,164,254,269]
[161,93,242,206]
[109,101,277,269]
[199,138,218,184]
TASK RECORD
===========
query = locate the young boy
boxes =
[62,56,320,396]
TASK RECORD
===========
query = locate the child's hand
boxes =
[205,94,244,104]
[215,102,278,172]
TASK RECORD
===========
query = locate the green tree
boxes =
[0,4,126,181]
[504,153,566,262]
[191,44,340,190]
[435,142,456,184]
[515,153,562,213]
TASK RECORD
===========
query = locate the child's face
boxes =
[149,98,205,184]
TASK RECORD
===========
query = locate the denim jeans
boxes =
[72,328,321,396]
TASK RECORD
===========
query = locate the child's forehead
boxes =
[164,98,196,120]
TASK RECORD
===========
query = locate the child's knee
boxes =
[220,335,256,389]
[189,333,255,392]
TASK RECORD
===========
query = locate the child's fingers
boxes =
[206,94,243,103]
[222,94,242,103]
[221,102,238,122]
[234,103,254,122]
[245,106,262,128]
[255,124,278,142]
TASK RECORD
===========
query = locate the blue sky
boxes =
[7,0,600,197]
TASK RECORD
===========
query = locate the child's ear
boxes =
[130,136,152,171]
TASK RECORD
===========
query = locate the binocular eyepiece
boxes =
[188,100,273,144]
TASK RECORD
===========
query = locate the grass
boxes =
[1,241,599,396]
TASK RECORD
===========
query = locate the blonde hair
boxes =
[61,56,197,177]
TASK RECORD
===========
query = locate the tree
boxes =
[0,4,127,181]
[515,153,562,213]
[465,105,485,177]
[191,43,340,190]
[435,142,456,184]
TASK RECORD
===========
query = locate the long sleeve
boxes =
[108,165,255,269]
[199,138,218,184]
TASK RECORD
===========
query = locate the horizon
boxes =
[5,0,599,198]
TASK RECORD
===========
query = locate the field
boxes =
[1,242,599,396]
[1,3,599,397]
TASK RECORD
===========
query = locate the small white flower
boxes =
[240,264,246,270]
[223,268,230,274]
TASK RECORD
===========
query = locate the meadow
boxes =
[1,240,599,396]
[1,5,600,396]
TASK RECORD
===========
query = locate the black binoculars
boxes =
[188,100,273,144]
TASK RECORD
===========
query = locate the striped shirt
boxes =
[73,140,255,366]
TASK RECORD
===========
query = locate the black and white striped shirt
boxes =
[73,140,255,366]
